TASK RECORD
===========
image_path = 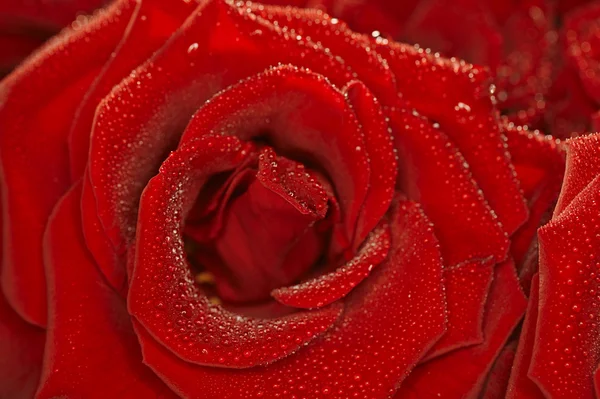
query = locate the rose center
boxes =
[184,147,332,305]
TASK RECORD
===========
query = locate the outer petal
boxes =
[0,290,44,398]
[554,134,600,216]
[135,200,446,399]
[396,260,527,398]
[379,41,528,236]
[68,0,198,179]
[530,174,600,399]
[506,274,545,399]
[0,0,136,326]
[388,107,508,266]
[345,81,397,247]
[423,258,495,360]
[36,183,175,399]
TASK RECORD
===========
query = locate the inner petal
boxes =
[190,147,330,303]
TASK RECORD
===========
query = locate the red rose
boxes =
[0,1,565,398]
[312,0,600,139]
[0,0,108,78]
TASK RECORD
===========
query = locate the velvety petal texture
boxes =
[37,184,175,398]
[0,0,574,398]
[137,200,446,399]
[0,0,137,326]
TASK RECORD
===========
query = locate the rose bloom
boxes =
[0,0,594,398]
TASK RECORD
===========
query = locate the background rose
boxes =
[0,0,108,77]
[0,1,566,398]
[302,0,600,139]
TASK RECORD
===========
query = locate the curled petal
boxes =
[345,81,397,248]
[272,221,391,309]
[136,200,446,398]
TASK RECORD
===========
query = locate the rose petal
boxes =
[272,221,391,309]
[129,134,342,369]
[530,174,600,399]
[422,258,495,361]
[81,171,128,295]
[506,274,545,399]
[36,183,175,399]
[77,0,208,291]
[85,0,353,267]
[345,81,397,248]
[256,147,328,218]
[184,160,257,243]
[379,41,528,236]
[482,341,518,399]
[388,107,509,266]
[68,0,198,179]
[554,134,600,217]
[505,124,565,268]
[0,289,44,398]
[135,200,446,398]
[252,4,399,104]
[0,0,136,327]
[396,260,527,398]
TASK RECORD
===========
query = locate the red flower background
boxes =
[0,0,108,77]
[0,0,599,398]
